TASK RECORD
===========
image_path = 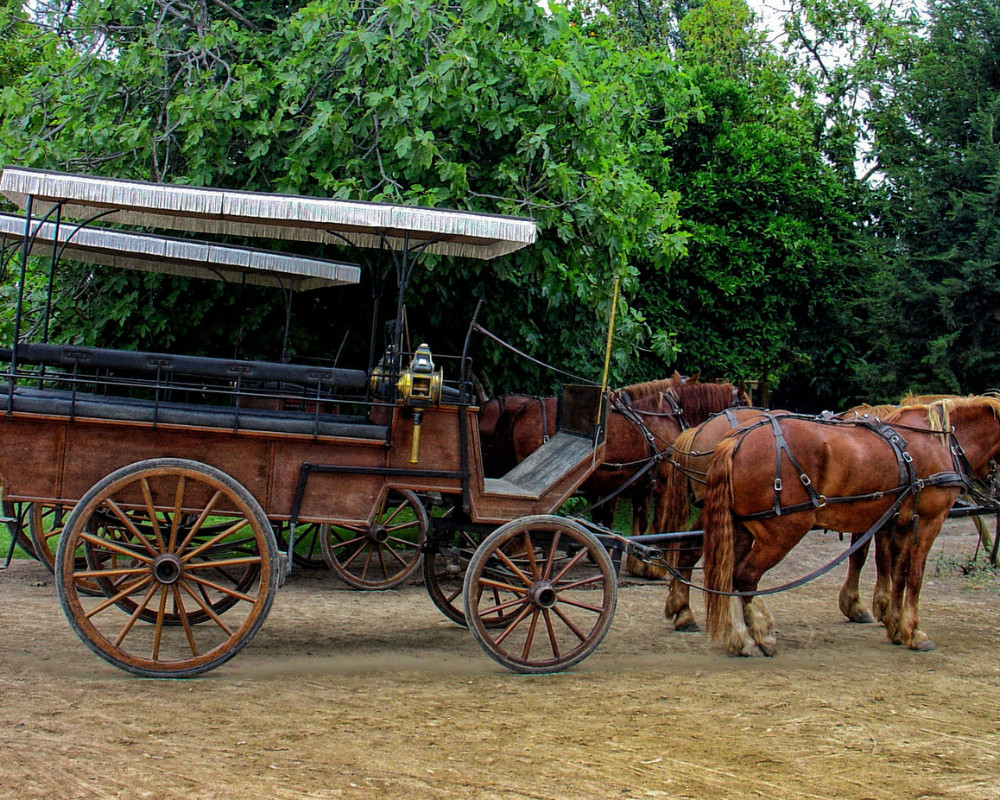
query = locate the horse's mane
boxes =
[674,382,740,427]
[670,425,702,459]
[900,392,964,405]
[883,395,1000,446]
[615,372,687,402]
[840,402,900,420]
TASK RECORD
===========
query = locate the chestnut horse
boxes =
[478,394,534,478]
[703,398,1000,657]
[657,397,964,633]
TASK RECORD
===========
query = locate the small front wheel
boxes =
[463,515,617,674]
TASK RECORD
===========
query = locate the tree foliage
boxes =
[855,0,1000,397]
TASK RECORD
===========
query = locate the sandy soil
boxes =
[2,520,999,800]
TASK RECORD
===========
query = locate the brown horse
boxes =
[659,397,960,633]
[505,382,682,533]
[702,398,1000,657]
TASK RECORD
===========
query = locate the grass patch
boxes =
[931,550,1000,590]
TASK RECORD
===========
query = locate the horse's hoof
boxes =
[909,633,936,651]
[849,610,876,624]
[740,643,771,658]
[674,620,700,633]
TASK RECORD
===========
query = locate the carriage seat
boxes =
[6,343,368,391]
[0,385,387,440]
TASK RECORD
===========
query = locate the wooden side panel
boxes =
[0,414,387,524]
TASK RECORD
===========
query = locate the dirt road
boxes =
[2,522,999,799]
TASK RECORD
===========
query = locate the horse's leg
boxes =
[625,488,672,580]
[872,528,894,625]
[632,490,649,535]
[664,510,704,632]
[838,532,876,623]
[897,508,950,651]
[730,519,811,657]
[883,525,911,644]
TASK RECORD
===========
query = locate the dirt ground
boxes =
[2,520,1000,800]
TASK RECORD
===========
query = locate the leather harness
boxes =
[732,412,971,529]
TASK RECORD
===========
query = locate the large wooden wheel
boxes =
[56,458,278,678]
[423,527,525,629]
[463,515,617,674]
[320,489,427,590]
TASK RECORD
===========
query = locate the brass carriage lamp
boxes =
[396,343,443,463]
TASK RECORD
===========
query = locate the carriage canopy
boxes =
[0,167,538,260]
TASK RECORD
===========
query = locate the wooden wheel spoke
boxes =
[183,572,257,604]
[169,475,186,551]
[543,532,561,581]
[477,577,529,595]
[140,478,166,552]
[491,548,534,588]
[79,531,155,564]
[554,595,607,615]
[521,531,541,580]
[104,499,161,557]
[380,501,409,527]
[178,580,234,636]
[183,556,262,571]
[552,603,589,642]
[181,517,251,562]
[385,521,419,534]
[75,565,151,579]
[337,541,370,570]
[331,533,366,552]
[360,548,375,581]
[477,593,530,619]
[376,546,390,577]
[521,608,541,660]
[381,541,414,567]
[152,585,170,660]
[174,489,223,556]
[84,575,154,618]
[550,545,591,584]
[493,603,534,647]
[113,582,160,647]
[554,573,607,592]
[171,584,199,658]
[543,608,562,656]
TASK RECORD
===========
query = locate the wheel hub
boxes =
[152,553,183,585]
[367,525,389,544]
[528,581,559,609]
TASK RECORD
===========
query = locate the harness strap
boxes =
[767,414,824,516]
[538,395,549,444]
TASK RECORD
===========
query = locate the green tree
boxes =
[857,0,1000,397]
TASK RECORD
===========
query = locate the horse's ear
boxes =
[689,370,701,384]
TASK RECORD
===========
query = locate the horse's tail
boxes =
[703,436,739,644]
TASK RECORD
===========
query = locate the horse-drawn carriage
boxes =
[0,166,698,677]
